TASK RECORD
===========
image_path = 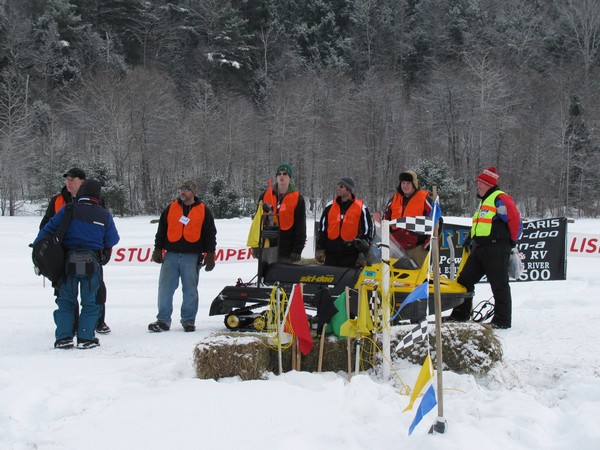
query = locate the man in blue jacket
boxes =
[34,179,120,349]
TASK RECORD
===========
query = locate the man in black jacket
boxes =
[35,179,120,349]
[148,180,217,333]
[316,177,373,267]
[39,167,112,334]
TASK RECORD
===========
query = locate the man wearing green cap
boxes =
[252,163,306,263]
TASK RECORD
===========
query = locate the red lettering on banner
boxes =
[570,237,600,254]
[115,248,126,262]
[586,238,598,253]
[125,248,136,262]
[570,237,580,253]
[238,248,248,260]
[137,248,151,262]
[225,249,236,261]
[215,248,225,262]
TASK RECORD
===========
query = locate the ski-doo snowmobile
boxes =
[209,206,472,331]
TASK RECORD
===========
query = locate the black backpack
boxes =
[32,204,74,284]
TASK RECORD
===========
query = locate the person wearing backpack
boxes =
[39,168,112,334]
[34,179,120,349]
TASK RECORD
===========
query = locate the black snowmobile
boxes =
[208,207,472,331]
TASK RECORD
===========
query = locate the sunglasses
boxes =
[277,172,289,176]
[179,187,192,192]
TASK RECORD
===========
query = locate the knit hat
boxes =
[477,167,499,187]
[77,179,102,199]
[338,177,355,193]
[276,162,293,178]
[63,167,86,179]
[399,170,419,189]
[178,179,197,194]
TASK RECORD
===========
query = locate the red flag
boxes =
[284,284,313,355]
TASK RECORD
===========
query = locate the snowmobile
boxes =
[208,207,473,331]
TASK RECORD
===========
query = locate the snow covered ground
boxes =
[1,214,599,450]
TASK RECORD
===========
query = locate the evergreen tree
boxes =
[414,159,466,215]
[203,175,243,219]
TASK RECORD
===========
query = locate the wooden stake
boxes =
[317,325,327,372]
[291,336,297,370]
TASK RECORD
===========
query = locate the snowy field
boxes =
[1,214,599,450]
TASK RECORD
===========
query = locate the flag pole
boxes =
[381,219,392,380]
[345,286,352,380]
[276,285,283,375]
[296,284,304,371]
[429,186,447,434]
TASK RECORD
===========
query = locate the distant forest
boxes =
[1,0,599,218]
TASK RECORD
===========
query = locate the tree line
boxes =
[0,0,599,219]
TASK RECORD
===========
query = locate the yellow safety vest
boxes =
[471,190,504,237]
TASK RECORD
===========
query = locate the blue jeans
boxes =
[55,272,101,341]
[156,252,200,325]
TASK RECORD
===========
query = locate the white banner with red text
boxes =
[568,233,600,257]
[112,245,254,266]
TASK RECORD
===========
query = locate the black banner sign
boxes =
[440,217,568,282]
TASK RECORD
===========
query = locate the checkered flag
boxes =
[368,290,382,326]
[395,319,428,351]
[389,216,433,235]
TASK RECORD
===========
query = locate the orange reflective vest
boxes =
[327,199,363,241]
[54,195,66,213]
[166,200,205,243]
[389,190,429,229]
[262,189,299,231]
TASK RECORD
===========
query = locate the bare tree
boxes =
[556,0,600,83]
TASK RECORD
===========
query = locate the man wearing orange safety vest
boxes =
[253,162,306,263]
[382,170,434,267]
[149,180,217,333]
[39,167,112,335]
[316,177,373,267]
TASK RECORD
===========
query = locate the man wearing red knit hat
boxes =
[449,167,522,329]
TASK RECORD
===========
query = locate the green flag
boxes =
[327,292,348,337]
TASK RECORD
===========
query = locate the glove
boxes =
[464,236,476,253]
[289,252,301,263]
[251,248,259,259]
[99,248,112,265]
[315,250,326,264]
[356,253,366,267]
[204,252,215,271]
[463,236,471,250]
[151,247,164,264]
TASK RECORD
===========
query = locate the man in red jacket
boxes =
[449,167,522,329]
[382,170,434,267]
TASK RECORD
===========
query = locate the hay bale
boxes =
[193,333,270,380]
[193,324,502,380]
[194,332,373,379]
[392,322,502,374]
